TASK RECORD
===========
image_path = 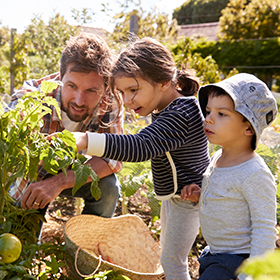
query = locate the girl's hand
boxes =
[72,132,88,152]
[46,132,88,152]
[181,183,201,203]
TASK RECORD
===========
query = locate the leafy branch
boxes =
[0,80,100,221]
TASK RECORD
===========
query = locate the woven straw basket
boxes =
[64,214,165,280]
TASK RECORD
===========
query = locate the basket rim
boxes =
[71,244,164,276]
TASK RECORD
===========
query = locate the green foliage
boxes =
[23,14,79,79]
[10,32,30,90]
[117,118,161,219]
[0,28,29,93]
[0,13,80,94]
[0,80,99,220]
[0,81,99,279]
[218,0,248,40]
[173,0,229,25]
[177,36,280,86]
[0,236,71,280]
[108,6,179,47]
[170,37,221,85]
[118,161,154,215]
[256,142,280,222]
[0,26,10,48]
[238,249,280,279]
[256,144,279,180]
[219,0,280,40]
[1,203,45,245]
[71,8,95,26]
[171,0,280,86]
[0,68,9,94]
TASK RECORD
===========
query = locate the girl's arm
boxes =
[73,132,89,152]
[71,98,205,164]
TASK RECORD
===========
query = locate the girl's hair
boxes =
[111,37,199,96]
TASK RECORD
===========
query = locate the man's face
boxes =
[61,64,105,122]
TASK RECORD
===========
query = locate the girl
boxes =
[73,37,210,280]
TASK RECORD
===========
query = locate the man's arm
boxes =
[21,156,112,210]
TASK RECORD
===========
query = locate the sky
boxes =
[0,0,186,34]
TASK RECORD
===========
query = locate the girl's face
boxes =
[114,76,164,116]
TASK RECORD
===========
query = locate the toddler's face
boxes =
[203,94,250,148]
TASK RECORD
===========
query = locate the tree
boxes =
[23,13,79,79]
[0,13,80,95]
[219,0,280,40]
[0,26,10,48]
[173,0,229,25]
[71,7,95,26]
[0,26,10,93]
[0,27,29,94]
[170,37,221,85]
[108,8,179,47]
[183,37,280,88]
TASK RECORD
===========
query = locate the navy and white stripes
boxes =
[103,96,210,198]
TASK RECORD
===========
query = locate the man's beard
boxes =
[61,102,89,122]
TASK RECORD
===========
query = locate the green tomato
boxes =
[0,233,22,263]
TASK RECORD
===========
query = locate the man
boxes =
[8,33,123,224]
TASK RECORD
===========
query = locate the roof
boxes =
[178,22,220,41]
[79,26,107,38]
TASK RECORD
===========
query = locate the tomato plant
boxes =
[0,81,99,279]
[0,80,99,222]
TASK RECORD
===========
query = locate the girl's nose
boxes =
[205,115,214,124]
[123,92,135,105]
[123,95,130,105]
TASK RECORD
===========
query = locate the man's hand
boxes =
[20,172,73,210]
[20,155,113,210]
[180,183,201,203]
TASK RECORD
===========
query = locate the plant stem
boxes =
[0,191,6,223]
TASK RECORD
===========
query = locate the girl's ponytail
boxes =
[175,69,200,97]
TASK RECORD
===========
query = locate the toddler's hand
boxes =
[181,183,201,203]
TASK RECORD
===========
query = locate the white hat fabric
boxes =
[198,73,278,149]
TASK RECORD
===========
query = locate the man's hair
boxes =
[60,33,113,88]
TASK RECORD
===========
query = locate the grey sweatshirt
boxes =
[199,150,277,279]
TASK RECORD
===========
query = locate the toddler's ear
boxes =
[245,126,255,136]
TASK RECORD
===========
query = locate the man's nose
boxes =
[75,90,85,106]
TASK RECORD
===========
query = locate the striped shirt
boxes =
[8,72,123,201]
[100,96,210,199]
